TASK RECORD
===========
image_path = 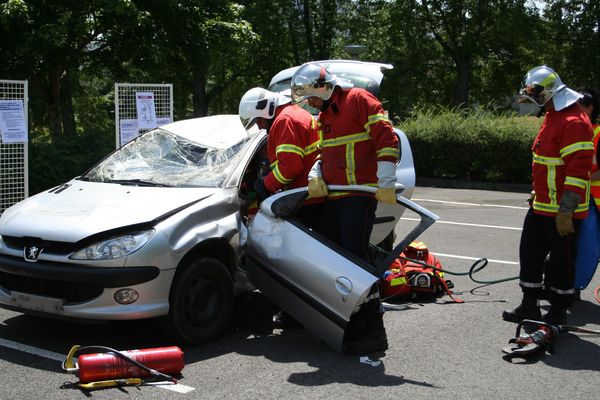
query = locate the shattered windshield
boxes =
[81,128,251,187]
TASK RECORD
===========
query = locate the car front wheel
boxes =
[160,257,234,345]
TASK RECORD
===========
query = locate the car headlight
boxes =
[70,230,155,260]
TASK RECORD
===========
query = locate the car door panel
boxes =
[246,210,377,352]
[246,186,438,353]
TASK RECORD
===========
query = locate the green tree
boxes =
[0,0,141,138]
[542,0,600,90]
[386,0,540,108]
[132,0,257,117]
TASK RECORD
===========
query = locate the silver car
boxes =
[0,61,433,349]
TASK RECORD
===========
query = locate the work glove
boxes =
[375,187,396,204]
[308,177,328,198]
[307,159,328,198]
[555,190,580,236]
[555,211,574,236]
[376,161,397,204]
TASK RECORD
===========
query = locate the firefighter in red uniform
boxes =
[503,66,594,325]
[239,87,322,231]
[291,63,399,354]
[578,89,600,210]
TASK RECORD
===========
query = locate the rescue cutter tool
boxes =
[503,319,600,358]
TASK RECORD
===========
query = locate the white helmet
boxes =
[291,63,339,103]
[239,87,291,128]
[519,65,582,111]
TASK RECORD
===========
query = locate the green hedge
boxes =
[399,107,541,184]
[28,129,114,195]
[25,108,541,196]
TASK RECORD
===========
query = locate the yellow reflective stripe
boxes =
[364,113,389,133]
[270,160,277,169]
[378,147,399,158]
[594,125,600,139]
[547,165,557,205]
[532,201,559,212]
[305,140,320,155]
[346,143,357,184]
[272,164,293,185]
[591,179,600,186]
[532,152,563,165]
[276,144,304,156]
[390,277,407,286]
[564,176,588,190]
[560,141,594,158]
[322,132,371,147]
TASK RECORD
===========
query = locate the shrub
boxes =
[28,128,114,195]
[399,107,541,184]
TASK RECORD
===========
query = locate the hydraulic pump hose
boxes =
[397,255,518,285]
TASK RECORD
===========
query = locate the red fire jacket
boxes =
[317,88,398,196]
[531,104,594,218]
[263,104,320,193]
[589,124,600,209]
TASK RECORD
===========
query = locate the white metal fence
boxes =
[0,79,28,215]
[114,83,173,148]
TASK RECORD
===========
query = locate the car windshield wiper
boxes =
[108,179,171,187]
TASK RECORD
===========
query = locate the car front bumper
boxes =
[0,254,173,320]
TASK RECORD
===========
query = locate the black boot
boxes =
[543,306,567,325]
[343,313,388,355]
[502,295,541,323]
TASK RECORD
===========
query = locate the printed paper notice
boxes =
[157,117,171,127]
[120,119,139,145]
[0,100,28,143]
[136,91,157,129]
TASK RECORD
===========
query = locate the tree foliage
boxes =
[0,0,599,140]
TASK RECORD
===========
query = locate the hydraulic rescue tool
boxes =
[502,319,600,358]
[62,345,185,390]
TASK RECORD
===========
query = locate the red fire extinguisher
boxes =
[62,344,185,389]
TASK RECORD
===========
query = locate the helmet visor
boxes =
[519,83,551,106]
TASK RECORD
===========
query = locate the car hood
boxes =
[0,179,217,242]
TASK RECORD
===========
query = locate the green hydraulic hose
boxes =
[396,254,519,285]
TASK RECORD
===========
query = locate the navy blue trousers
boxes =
[322,195,377,262]
[519,208,580,308]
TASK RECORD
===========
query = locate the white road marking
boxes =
[412,198,529,210]
[0,337,195,393]
[0,337,64,362]
[433,252,519,265]
[401,217,522,231]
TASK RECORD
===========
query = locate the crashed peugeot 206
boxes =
[0,60,438,351]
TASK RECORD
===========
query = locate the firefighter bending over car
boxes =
[503,66,594,325]
[238,87,323,232]
[291,63,399,354]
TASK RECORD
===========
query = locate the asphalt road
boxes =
[0,186,598,399]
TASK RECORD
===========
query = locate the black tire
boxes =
[160,257,234,345]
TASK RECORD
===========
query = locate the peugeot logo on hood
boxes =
[24,246,43,262]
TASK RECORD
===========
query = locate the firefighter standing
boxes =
[503,66,594,325]
[238,87,322,231]
[291,63,399,354]
[578,89,600,210]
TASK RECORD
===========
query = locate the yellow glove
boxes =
[375,187,396,205]
[555,211,574,236]
[308,177,328,198]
